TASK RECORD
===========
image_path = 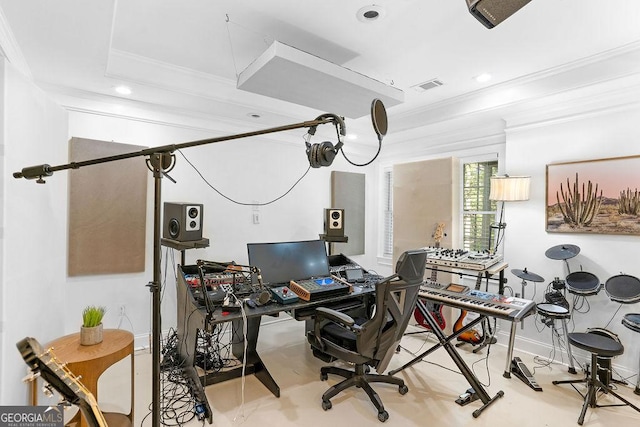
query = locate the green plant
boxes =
[619,187,639,215]
[82,305,106,328]
[556,173,603,227]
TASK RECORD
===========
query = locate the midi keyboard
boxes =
[419,282,535,321]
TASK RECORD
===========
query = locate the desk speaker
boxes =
[466,0,532,28]
[324,209,344,237]
[163,202,203,242]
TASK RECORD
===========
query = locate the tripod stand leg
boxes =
[636,353,640,395]
[561,318,577,374]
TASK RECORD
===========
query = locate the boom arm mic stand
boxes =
[13,114,345,427]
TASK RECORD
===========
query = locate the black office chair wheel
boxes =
[322,400,332,411]
[378,410,389,422]
[321,372,328,381]
[399,384,409,395]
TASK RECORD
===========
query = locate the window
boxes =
[381,168,393,258]
[462,161,498,252]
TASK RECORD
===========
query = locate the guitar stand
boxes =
[455,317,497,354]
[391,299,504,418]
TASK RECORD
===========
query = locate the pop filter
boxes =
[371,98,388,141]
[306,99,388,168]
[338,99,387,167]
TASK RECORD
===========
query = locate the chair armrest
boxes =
[315,307,355,326]
[312,307,361,351]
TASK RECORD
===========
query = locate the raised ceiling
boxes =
[1,0,639,143]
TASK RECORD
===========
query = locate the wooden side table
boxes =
[35,329,134,427]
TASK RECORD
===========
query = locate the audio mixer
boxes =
[424,247,503,271]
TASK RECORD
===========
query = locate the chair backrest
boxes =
[356,249,427,372]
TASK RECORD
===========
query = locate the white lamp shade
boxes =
[489,176,530,201]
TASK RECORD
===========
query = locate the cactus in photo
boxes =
[556,173,603,227]
[619,187,640,215]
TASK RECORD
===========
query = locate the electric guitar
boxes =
[453,273,483,344]
[413,223,446,331]
[17,337,108,427]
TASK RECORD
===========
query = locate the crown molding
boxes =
[40,82,311,147]
[0,6,31,79]
[391,40,640,131]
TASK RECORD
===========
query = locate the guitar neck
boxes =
[77,392,108,427]
[16,338,108,427]
[474,272,483,290]
[56,356,108,427]
[430,241,441,282]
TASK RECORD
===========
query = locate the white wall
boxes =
[3,51,640,404]
[502,73,640,375]
[65,110,375,348]
[1,59,69,404]
[376,72,640,378]
[0,62,377,404]
[67,110,333,340]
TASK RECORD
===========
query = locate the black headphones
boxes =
[305,113,346,168]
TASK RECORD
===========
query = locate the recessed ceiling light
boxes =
[357,5,386,22]
[114,85,132,95]
[346,133,358,141]
[475,73,492,83]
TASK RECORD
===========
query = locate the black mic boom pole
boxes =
[13,115,342,427]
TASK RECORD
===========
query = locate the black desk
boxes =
[174,265,375,424]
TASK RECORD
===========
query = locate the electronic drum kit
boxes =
[513,244,640,391]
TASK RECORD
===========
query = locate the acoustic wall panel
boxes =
[393,157,460,334]
[393,157,460,265]
[330,171,365,255]
[68,138,148,276]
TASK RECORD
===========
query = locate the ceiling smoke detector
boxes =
[357,5,386,22]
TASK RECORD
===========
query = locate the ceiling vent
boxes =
[237,41,404,119]
[412,78,444,92]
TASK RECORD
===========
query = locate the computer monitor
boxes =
[247,239,330,286]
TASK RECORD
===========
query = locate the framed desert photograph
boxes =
[546,155,640,234]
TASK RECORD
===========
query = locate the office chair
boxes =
[307,249,427,422]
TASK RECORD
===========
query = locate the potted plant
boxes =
[80,305,106,345]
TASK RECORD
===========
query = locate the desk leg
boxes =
[231,316,280,398]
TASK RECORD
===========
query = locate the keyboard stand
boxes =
[390,299,504,418]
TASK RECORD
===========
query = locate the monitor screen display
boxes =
[247,239,330,286]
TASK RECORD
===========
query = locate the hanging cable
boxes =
[224,14,240,79]
[177,149,311,206]
[224,13,274,79]
[339,138,382,167]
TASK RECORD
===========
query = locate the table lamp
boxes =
[489,175,530,254]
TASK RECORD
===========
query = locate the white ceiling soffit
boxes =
[237,41,404,119]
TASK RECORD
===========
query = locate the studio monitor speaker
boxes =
[324,209,344,237]
[466,0,532,28]
[163,202,203,242]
